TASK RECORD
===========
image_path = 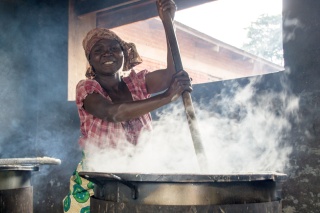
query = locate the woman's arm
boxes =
[83,71,192,122]
[145,0,178,94]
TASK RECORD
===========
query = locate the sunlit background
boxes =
[175,0,283,67]
[176,0,282,49]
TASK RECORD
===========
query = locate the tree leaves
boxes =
[242,14,283,65]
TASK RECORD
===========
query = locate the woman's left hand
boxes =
[163,70,193,102]
[157,0,177,21]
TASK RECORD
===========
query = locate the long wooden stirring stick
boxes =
[158,1,208,172]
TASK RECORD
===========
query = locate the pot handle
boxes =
[108,174,138,200]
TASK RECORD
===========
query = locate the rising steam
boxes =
[83,71,299,174]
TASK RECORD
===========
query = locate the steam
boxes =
[84,72,299,174]
[197,75,299,173]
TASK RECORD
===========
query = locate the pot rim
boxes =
[79,171,287,183]
[0,165,39,171]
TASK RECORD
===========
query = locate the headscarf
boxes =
[82,28,142,76]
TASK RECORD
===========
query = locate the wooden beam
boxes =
[74,0,215,17]
[97,1,156,28]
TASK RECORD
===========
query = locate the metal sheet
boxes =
[0,157,61,166]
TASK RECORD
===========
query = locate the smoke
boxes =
[283,16,303,43]
[84,72,299,174]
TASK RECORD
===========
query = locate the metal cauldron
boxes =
[80,172,286,213]
[0,165,39,213]
[0,157,61,213]
[0,165,39,190]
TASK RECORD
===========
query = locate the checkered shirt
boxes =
[76,69,152,148]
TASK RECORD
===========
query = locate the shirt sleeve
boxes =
[126,69,150,98]
[76,79,105,109]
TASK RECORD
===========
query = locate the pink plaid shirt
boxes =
[76,70,152,148]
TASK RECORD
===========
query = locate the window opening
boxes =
[68,0,283,100]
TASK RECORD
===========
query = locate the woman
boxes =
[63,0,192,212]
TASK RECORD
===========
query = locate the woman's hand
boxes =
[164,70,192,102]
[157,0,177,21]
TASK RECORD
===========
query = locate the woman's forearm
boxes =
[84,70,191,123]
[103,92,171,122]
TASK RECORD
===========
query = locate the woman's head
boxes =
[82,28,142,78]
[88,38,124,77]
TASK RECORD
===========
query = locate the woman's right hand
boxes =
[164,70,192,102]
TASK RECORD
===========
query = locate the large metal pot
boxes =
[0,165,39,213]
[0,157,60,213]
[79,172,286,207]
[0,165,39,190]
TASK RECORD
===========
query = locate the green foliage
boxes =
[242,14,283,65]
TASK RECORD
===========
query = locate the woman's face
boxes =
[89,39,124,76]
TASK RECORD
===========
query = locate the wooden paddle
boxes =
[157,0,208,172]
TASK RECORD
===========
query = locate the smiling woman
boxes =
[63,0,193,212]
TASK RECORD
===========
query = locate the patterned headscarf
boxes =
[82,28,142,73]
